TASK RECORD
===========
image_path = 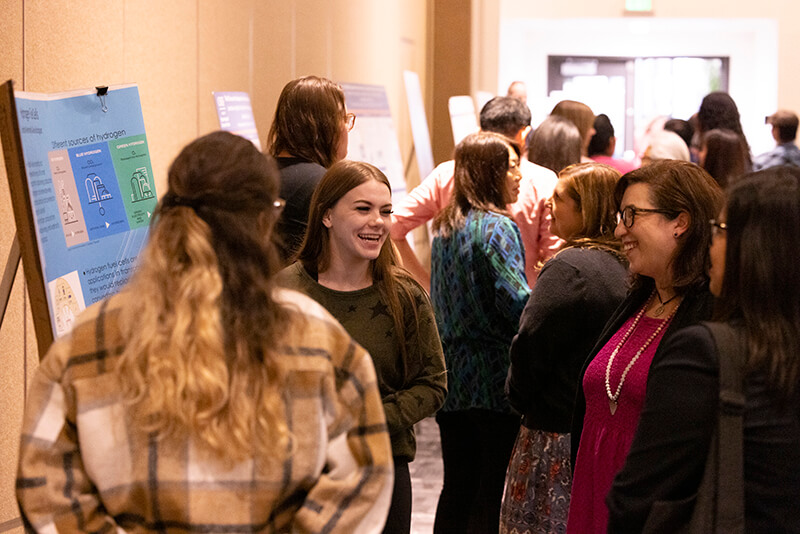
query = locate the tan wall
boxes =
[0,0,429,529]
[490,0,800,117]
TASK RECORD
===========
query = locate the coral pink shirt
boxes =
[391,159,560,285]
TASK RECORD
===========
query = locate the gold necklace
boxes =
[604,292,680,415]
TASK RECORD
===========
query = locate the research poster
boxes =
[341,82,406,200]
[14,84,157,338]
[213,91,261,147]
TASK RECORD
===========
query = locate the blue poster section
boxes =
[68,141,130,240]
[15,85,156,339]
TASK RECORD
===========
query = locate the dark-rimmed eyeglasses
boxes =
[345,113,356,131]
[616,206,676,228]
[709,218,727,237]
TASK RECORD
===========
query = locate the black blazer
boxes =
[570,278,715,467]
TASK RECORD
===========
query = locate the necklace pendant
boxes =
[609,399,618,415]
[653,304,665,317]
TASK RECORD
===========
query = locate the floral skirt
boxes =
[499,426,572,534]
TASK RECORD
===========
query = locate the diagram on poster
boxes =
[10,84,157,340]
[47,271,86,337]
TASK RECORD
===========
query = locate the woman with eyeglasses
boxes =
[16,132,394,533]
[566,160,723,533]
[607,165,800,532]
[277,160,447,534]
[268,75,356,261]
[501,162,628,534]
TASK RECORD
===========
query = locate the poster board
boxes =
[448,95,479,145]
[212,91,261,148]
[0,81,157,357]
[341,82,406,200]
[402,71,434,180]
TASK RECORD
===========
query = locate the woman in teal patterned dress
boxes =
[430,131,530,534]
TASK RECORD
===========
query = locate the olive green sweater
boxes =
[277,262,447,461]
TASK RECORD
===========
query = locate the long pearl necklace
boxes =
[605,292,680,415]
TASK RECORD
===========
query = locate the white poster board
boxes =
[341,82,406,200]
[402,71,434,179]
[448,95,479,146]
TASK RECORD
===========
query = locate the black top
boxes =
[505,247,628,433]
[275,156,327,262]
[607,324,800,533]
[570,279,715,466]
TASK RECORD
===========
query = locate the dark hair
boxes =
[557,162,623,256]
[716,166,800,401]
[701,129,750,188]
[587,114,614,157]
[697,92,752,168]
[267,76,346,168]
[528,115,582,174]
[479,96,531,138]
[697,92,745,136]
[776,122,798,143]
[433,132,515,237]
[614,160,724,293]
[160,131,286,352]
[297,160,422,374]
[663,118,694,150]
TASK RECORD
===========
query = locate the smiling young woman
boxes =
[276,160,447,534]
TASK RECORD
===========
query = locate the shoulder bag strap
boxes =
[703,321,746,534]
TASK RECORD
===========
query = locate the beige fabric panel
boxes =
[252,0,294,153]
[198,0,254,138]
[24,0,125,92]
[0,0,26,529]
[124,0,198,193]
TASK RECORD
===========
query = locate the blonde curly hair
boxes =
[117,131,292,463]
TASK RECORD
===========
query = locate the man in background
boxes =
[506,81,527,104]
[753,110,800,171]
[391,96,560,290]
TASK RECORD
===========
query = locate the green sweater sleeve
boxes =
[381,282,447,437]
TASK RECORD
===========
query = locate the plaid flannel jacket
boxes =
[17,289,393,533]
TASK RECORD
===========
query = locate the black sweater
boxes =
[607,324,800,532]
[505,247,628,433]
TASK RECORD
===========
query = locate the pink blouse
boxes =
[567,310,673,533]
